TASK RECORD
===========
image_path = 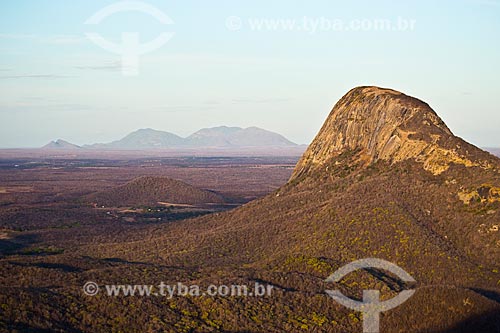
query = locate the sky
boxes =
[0,0,499,148]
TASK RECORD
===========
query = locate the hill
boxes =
[42,139,81,149]
[186,126,297,147]
[486,148,500,158]
[80,126,298,150]
[84,128,184,149]
[85,176,225,206]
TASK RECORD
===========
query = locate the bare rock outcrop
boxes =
[292,86,496,179]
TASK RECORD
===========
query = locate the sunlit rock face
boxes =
[292,86,494,179]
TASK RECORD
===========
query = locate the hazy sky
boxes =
[0,0,499,148]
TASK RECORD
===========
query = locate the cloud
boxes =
[0,101,91,113]
[74,61,122,71]
[145,53,300,68]
[232,97,291,104]
[0,33,83,44]
[41,35,84,45]
[150,104,220,113]
[155,105,206,113]
[47,103,91,111]
[203,100,221,105]
[0,74,74,79]
[470,0,500,6]
[0,33,36,39]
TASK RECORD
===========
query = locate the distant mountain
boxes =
[42,139,81,150]
[485,147,500,157]
[78,126,298,150]
[184,126,239,147]
[85,128,184,150]
[186,126,297,147]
